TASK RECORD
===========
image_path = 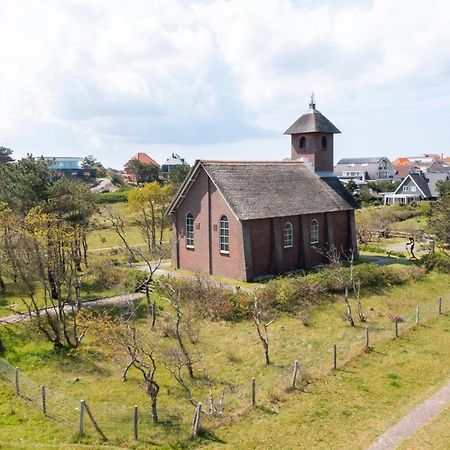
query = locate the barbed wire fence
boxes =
[0,294,447,443]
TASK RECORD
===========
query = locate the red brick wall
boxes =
[291,133,334,172]
[171,168,246,280]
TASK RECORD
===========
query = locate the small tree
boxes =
[428,194,450,256]
[125,159,161,184]
[84,308,161,422]
[168,164,190,188]
[252,298,278,365]
[128,182,173,253]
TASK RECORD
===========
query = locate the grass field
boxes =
[0,271,449,448]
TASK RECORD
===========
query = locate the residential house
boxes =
[124,152,160,183]
[383,172,449,204]
[334,157,395,184]
[167,101,359,281]
[162,153,189,175]
[44,156,96,179]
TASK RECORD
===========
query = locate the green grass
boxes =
[398,404,450,449]
[0,272,449,448]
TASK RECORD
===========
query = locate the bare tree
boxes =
[252,298,278,365]
[105,209,173,328]
[84,307,161,423]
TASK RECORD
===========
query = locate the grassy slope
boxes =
[398,404,450,449]
[0,273,449,449]
[205,316,450,449]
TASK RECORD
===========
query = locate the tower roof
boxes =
[284,100,341,135]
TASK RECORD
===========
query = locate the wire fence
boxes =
[0,294,448,444]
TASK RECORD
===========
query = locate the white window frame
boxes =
[283,222,293,248]
[219,215,229,253]
[403,186,409,192]
[186,212,194,248]
[310,219,319,244]
[410,185,417,192]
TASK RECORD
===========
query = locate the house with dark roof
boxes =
[167,100,359,281]
[383,172,449,204]
[334,157,395,184]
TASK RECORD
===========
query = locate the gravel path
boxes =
[0,293,143,326]
[367,379,450,450]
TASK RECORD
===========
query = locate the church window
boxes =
[299,136,306,148]
[310,219,319,244]
[321,136,327,149]
[186,212,194,248]
[283,222,293,248]
[220,215,229,253]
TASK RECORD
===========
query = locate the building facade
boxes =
[334,157,395,184]
[167,102,359,281]
[44,156,96,179]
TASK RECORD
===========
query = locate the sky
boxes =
[1,0,450,170]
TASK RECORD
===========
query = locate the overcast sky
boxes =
[1,0,450,169]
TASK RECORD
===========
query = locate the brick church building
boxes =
[167,100,359,281]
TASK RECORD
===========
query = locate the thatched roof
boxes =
[284,108,341,135]
[167,160,358,220]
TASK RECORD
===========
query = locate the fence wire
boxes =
[0,295,448,443]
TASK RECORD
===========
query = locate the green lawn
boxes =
[0,272,449,448]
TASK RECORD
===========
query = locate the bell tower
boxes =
[284,94,340,175]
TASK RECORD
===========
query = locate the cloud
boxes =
[0,0,450,167]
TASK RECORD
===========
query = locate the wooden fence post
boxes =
[365,327,370,351]
[438,297,442,315]
[395,320,399,338]
[416,305,420,325]
[292,360,299,389]
[251,378,256,407]
[333,343,337,370]
[15,367,20,395]
[133,405,138,441]
[41,385,46,416]
[192,402,202,437]
[79,400,85,435]
[84,402,107,441]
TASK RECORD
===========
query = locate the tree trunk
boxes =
[263,342,270,365]
[0,271,5,293]
[176,312,194,378]
[0,338,5,355]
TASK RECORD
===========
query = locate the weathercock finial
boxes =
[309,92,316,110]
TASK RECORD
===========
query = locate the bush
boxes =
[98,189,130,204]
[420,252,450,273]
[85,262,147,292]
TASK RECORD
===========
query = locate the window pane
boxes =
[186,213,194,247]
[220,215,229,252]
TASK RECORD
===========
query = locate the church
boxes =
[167,100,359,281]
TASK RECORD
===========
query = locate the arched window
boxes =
[219,215,229,253]
[310,219,319,244]
[283,222,293,248]
[321,136,327,149]
[299,136,306,149]
[186,212,194,248]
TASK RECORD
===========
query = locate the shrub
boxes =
[98,189,130,204]
[420,252,450,273]
[85,262,146,292]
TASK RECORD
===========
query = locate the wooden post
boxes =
[133,405,138,441]
[416,305,420,325]
[365,327,369,351]
[15,368,20,395]
[251,378,256,407]
[85,402,107,441]
[395,320,399,338]
[292,360,299,389]
[333,343,337,370]
[192,402,202,437]
[79,400,85,435]
[41,385,47,416]
[438,297,442,315]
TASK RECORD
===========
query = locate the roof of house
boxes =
[394,173,432,198]
[284,106,341,135]
[168,160,358,220]
[131,152,160,167]
[163,153,187,166]
[426,172,450,197]
[336,157,386,165]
